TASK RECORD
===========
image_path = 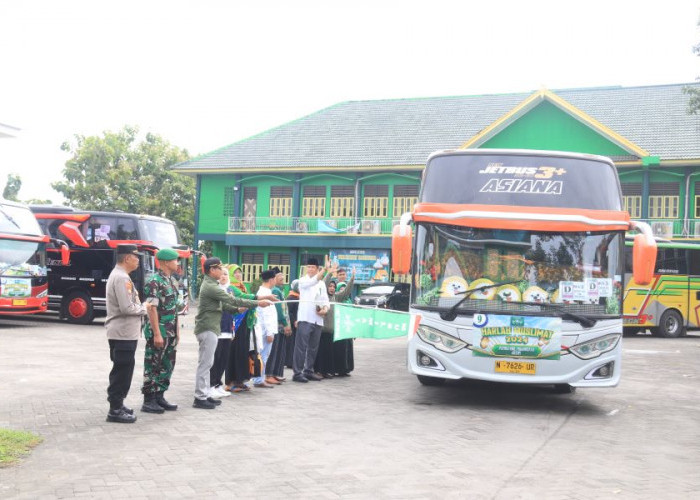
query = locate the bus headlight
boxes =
[569,334,620,360]
[417,325,466,353]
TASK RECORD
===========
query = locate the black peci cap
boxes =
[261,269,276,281]
[117,244,142,256]
[203,257,223,273]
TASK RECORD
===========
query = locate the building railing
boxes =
[634,219,700,239]
[228,217,401,235]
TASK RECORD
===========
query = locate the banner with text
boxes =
[333,304,413,341]
[330,249,391,284]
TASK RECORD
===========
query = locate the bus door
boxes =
[131,250,155,302]
[688,247,700,330]
[656,247,690,332]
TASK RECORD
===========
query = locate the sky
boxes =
[0,0,698,202]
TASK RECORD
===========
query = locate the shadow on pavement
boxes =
[409,378,605,416]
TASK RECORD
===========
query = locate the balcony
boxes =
[634,219,700,239]
[228,217,400,235]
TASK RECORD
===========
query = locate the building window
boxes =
[393,184,419,218]
[223,187,235,216]
[241,252,264,283]
[648,182,679,219]
[302,185,326,217]
[623,196,642,218]
[363,185,388,218]
[270,186,292,217]
[648,196,679,219]
[268,253,291,283]
[696,195,700,218]
[330,185,355,218]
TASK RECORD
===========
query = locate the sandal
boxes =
[232,384,250,392]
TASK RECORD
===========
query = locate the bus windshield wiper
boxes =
[0,207,21,230]
[520,301,596,328]
[440,279,522,322]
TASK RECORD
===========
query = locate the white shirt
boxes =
[297,274,330,326]
[253,284,278,349]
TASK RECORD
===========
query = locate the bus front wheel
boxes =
[64,292,95,325]
[417,375,446,386]
[658,310,685,338]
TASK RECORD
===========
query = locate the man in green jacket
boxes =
[193,257,274,409]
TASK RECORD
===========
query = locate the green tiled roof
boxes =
[174,83,700,172]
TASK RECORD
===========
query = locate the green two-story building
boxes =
[174,82,700,285]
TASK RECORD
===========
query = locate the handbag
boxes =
[248,329,263,377]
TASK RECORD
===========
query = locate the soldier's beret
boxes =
[156,248,179,261]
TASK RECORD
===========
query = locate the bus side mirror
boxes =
[200,255,206,274]
[391,224,412,275]
[632,233,657,286]
[60,244,70,266]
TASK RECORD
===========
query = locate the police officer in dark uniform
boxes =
[141,248,181,413]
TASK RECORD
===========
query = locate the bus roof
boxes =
[29,205,175,224]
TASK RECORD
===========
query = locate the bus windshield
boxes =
[414,224,624,318]
[0,239,45,276]
[0,204,43,236]
[138,219,180,248]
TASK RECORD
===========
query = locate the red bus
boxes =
[0,199,68,315]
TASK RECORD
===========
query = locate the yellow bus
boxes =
[623,240,700,338]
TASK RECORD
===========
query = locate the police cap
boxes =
[117,244,142,256]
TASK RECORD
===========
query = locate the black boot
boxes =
[141,393,165,414]
[155,391,178,411]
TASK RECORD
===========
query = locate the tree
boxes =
[2,174,21,201]
[684,18,700,114]
[52,126,196,245]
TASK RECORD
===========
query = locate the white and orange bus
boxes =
[0,199,68,316]
[392,149,656,392]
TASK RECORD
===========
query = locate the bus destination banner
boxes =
[471,313,562,360]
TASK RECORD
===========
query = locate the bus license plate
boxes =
[12,299,28,306]
[495,360,536,375]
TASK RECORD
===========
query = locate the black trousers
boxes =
[210,337,232,387]
[107,339,137,410]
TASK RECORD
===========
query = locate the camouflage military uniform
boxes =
[141,269,179,395]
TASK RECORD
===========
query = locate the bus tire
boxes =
[658,310,685,338]
[63,291,95,325]
[417,375,446,386]
[552,384,576,394]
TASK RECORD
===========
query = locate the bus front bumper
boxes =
[0,297,48,315]
[408,336,621,388]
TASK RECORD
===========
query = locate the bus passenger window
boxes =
[116,218,138,240]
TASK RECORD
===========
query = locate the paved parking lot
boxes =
[1,312,699,499]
